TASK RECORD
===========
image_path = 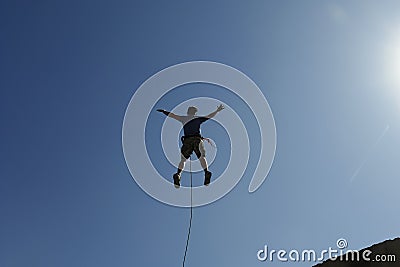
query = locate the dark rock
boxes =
[313,238,399,267]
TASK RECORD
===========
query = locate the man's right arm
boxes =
[157,109,182,121]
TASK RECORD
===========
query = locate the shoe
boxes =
[204,171,212,186]
[173,173,181,188]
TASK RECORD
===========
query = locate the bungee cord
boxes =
[182,156,193,267]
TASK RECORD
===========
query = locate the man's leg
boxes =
[200,156,212,186]
[199,156,208,171]
[174,139,192,189]
[178,157,187,174]
[173,157,187,189]
[196,140,212,186]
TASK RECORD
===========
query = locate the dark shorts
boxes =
[181,136,206,159]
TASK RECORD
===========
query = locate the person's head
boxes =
[187,106,198,116]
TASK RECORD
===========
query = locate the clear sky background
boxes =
[1,1,400,266]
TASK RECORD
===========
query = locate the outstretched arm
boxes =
[205,104,224,119]
[157,109,182,121]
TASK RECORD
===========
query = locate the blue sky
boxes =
[1,1,400,266]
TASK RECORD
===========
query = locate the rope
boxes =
[202,137,216,149]
[182,155,193,267]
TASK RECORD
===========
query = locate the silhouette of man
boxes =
[157,104,224,188]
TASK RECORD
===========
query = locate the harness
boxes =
[181,134,201,142]
[181,135,216,148]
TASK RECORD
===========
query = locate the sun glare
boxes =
[383,29,400,89]
[382,26,400,112]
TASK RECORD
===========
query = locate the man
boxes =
[157,104,224,188]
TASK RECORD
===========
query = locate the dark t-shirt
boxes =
[178,116,209,136]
